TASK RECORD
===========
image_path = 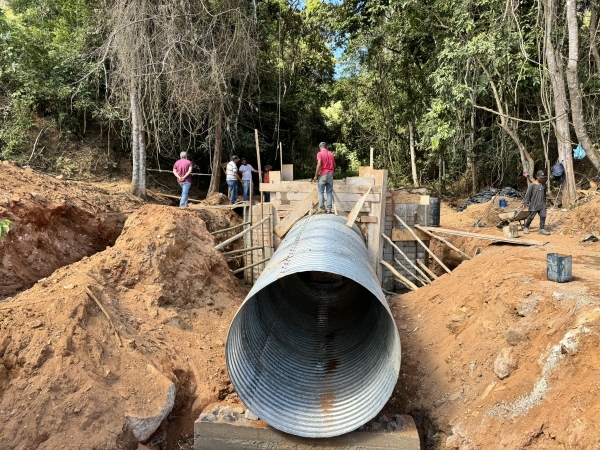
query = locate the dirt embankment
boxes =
[0,205,244,450]
[383,199,600,449]
[0,163,145,297]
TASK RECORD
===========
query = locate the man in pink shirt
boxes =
[173,151,193,207]
[313,142,336,213]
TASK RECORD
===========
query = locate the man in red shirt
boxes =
[173,151,193,207]
[313,142,336,213]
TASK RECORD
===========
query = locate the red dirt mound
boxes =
[0,204,244,449]
[0,163,143,297]
[384,233,600,449]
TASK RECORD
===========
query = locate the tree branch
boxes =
[472,104,567,124]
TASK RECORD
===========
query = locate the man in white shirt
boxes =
[226,155,241,204]
[238,157,259,202]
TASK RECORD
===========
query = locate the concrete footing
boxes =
[194,415,420,450]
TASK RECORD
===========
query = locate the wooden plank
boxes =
[359,216,378,223]
[269,171,281,184]
[282,164,294,181]
[420,195,430,205]
[380,260,418,291]
[419,226,546,246]
[415,225,472,260]
[282,191,380,203]
[359,167,387,283]
[395,214,452,274]
[259,182,381,194]
[274,189,318,237]
[345,177,375,186]
[392,228,431,242]
[417,259,439,280]
[346,187,372,227]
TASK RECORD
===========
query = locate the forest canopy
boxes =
[1,0,599,204]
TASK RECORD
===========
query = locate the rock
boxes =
[30,320,44,329]
[560,335,579,355]
[445,434,461,448]
[506,329,524,346]
[126,366,176,442]
[199,413,216,423]
[494,347,518,380]
[395,415,406,429]
[218,406,239,423]
[410,188,431,195]
[370,421,382,431]
[378,415,389,425]
[244,409,259,420]
[517,297,538,317]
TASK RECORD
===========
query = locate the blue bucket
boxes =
[547,253,572,283]
[499,199,507,208]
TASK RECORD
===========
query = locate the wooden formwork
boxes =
[243,166,438,289]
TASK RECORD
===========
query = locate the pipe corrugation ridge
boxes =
[226,214,401,438]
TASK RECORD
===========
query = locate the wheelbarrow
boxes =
[498,208,530,228]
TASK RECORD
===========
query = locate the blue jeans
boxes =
[227,180,238,204]
[318,173,333,210]
[179,182,191,207]
[243,180,251,202]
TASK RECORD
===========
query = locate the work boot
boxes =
[538,229,550,235]
[523,227,530,234]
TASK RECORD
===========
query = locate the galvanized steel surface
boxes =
[226,214,401,438]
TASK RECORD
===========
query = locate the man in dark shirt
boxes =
[523,170,550,235]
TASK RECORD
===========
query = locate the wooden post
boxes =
[417,259,439,280]
[370,147,374,169]
[279,142,284,176]
[381,233,432,284]
[254,129,262,181]
[394,214,452,274]
[380,260,418,291]
[394,257,430,286]
[214,217,269,250]
[415,225,472,260]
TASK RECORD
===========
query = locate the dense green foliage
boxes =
[1,0,599,198]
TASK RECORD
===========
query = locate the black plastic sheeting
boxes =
[456,187,522,212]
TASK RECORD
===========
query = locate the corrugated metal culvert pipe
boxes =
[226,214,401,438]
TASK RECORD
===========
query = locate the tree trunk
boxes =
[566,0,600,171]
[590,1,600,76]
[544,0,578,205]
[469,102,476,193]
[207,108,223,196]
[408,121,419,187]
[478,61,534,185]
[130,79,147,198]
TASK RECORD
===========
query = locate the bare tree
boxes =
[566,0,600,171]
[543,0,578,205]
[408,121,419,187]
[99,0,256,198]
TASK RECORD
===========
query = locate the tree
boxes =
[566,0,600,171]
[99,0,256,198]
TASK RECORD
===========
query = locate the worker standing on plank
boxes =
[263,165,272,202]
[226,155,242,205]
[313,142,336,213]
[173,151,193,207]
[523,170,550,235]
[239,157,260,202]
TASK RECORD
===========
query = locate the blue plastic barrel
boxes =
[547,253,572,283]
[499,199,507,208]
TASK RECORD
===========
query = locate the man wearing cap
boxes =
[523,170,550,235]
[173,151,193,207]
[238,158,260,202]
[313,142,336,213]
[226,155,242,205]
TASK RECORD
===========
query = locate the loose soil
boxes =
[3,164,600,450]
[383,196,600,449]
[0,204,244,450]
[0,162,145,297]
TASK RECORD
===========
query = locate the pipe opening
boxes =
[227,270,400,437]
